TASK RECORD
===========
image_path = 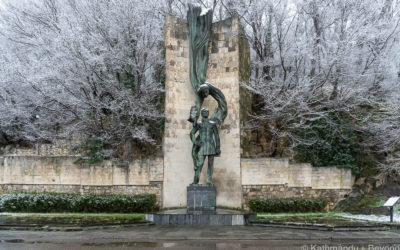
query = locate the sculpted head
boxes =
[201,108,209,118]
[197,83,210,98]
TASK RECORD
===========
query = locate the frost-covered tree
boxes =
[0,0,165,154]
[1,0,400,173]
[224,0,400,173]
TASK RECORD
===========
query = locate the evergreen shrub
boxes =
[0,193,157,213]
[249,198,328,213]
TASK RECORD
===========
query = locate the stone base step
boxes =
[146,211,256,225]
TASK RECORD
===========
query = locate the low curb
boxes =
[250,222,400,231]
[0,222,152,231]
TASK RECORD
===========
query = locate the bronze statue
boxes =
[187,5,227,185]
[190,108,220,185]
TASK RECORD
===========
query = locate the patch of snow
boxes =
[201,7,212,16]
[339,213,400,223]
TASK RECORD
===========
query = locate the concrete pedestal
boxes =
[146,186,256,225]
[145,209,256,225]
[187,185,216,214]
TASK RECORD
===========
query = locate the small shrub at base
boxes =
[249,198,328,213]
[0,193,157,213]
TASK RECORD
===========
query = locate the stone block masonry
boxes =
[0,153,353,209]
[241,158,354,189]
[241,158,354,209]
[241,185,351,210]
[0,182,162,198]
[0,156,163,205]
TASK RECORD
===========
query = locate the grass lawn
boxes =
[0,212,146,226]
[256,212,388,227]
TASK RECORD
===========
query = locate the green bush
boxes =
[293,112,360,175]
[72,138,105,164]
[249,198,328,213]
[0,193,157,213]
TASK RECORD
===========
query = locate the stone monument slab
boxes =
[163,14,247,209]
[187,185,216,214]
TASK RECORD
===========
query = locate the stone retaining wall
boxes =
[0,154,353,209]
[0,182,163,205]
[242,185,351,210]
[241,158,354,209]
[0,156,163,185]
[241,158,354,189]
[0,156,164,205]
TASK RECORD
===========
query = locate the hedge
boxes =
[0,193,157,213]
[249,198,328,213]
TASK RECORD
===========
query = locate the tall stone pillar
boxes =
[163,15,250,208]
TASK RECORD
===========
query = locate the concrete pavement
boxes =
[0,225,399,249]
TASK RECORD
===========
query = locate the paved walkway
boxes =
[1,225,400,249]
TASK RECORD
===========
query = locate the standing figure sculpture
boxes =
[187,5,227,185]
[191,108,220,185]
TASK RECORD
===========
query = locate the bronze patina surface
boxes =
[187,5,227,185]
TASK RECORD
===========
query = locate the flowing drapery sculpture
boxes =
[187,5,228,185]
